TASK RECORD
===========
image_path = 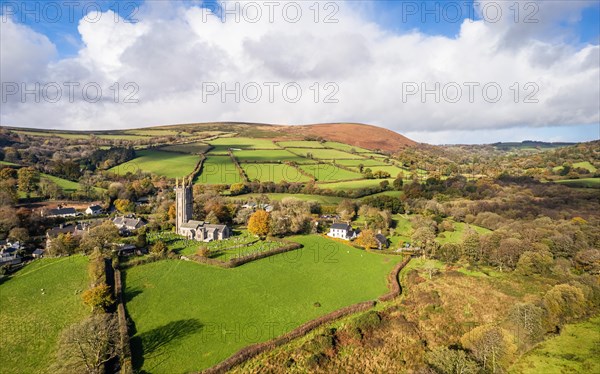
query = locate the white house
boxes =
[85,205,103,216]
[327,223,357,240]
[112,217,147,232]
[44,207,79,218]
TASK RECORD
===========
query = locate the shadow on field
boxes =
[131,319,203,371]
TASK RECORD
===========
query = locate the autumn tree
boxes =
[47,233,80,256]
[114,198,134,213]
[461,231,481,263]
[248,210,270,237]
[55,314,120,374]
[79,221,119,254]
[356,229,378,250]
[336,199,356,222]
[515,250,554,276]
[151,240,168,256]
[17,167,40,198]
[460,325,517,373]
[81,284,114,312]
[508,303,545,345]
[425,346,479,374]
[543,284,586,329]
[8,227,29,243]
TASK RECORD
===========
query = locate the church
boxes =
[175,178,231,241]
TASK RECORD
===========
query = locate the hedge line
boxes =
[191,242,302,268]
[201,300,376,374]
[113,264,133,374]
[378,256,412,302]
[228,150,249,182]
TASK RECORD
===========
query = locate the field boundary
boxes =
[113,262,133,374]
[228,150,249,183]
[190,241,302,268]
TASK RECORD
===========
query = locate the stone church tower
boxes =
[175,177,193,234]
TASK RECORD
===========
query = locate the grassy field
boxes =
[242,163,311,183]
[228,193,345,204]
[299,164,363,182]
[0,256,90,374]
[41,173,81,193]
[159,142,211,154]
[208,137,278,152]
[318,178,394,190]
[109,150,200,178]
[360,165,406,177]
[553,161,597,173]
[196,155,243,184]
[233,149,304,163]
[276,141,325,148]
[124,235,402,373]
[332,159,389,167]
[322,142,372,153]
[289,148,362,160]
[510,315,600,374]
[436,222,491,245]
[0,160,19,166]
[554,177,600,188]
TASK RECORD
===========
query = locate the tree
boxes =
[229,183,247,196]
[438,243,461,263]
[508,303,544,345]
[373,170,391,179]
[423,260,440,279]
[47,233,79,256]
[81,284,114,312]
[114,198,134,213]
[8,227,29,243]
[461,231,481,263]
[574,249,600,275]
[336,199,356,222]
[412,226,436,256]
[515,250,554,276]
[426,346,479,374]
[543,284,586,329]
[79,221,119,254]
[135,231,147,249]
[248,210,270,237]
[356,229,378,249]
[151,240,168,256]
[379,180,390,189]
[393,176,404,191]
[17,167,40,198]
[55,313,120,374]
[460,325,517,373]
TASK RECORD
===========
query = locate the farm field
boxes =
[196,155,243,184]
[322,141,372,153]
[554,177,600,188]
[360,165,406,177]
[276,140,326,148]
[332,159,389,167]
[124,235,403,373]
[228,193,345,205]
[289,148,362,160]
[509,315,600,374]
[436,222,491,245]
[318,178,394,190]
[553,161,597,173]
[0,256,90,374]
[41,173,82,193]
[159,141,211,154]
[208,137,278,152]
[299,164,363,182]
[109,150,200,178]
[233,149,304,163]
[241,163,311,183]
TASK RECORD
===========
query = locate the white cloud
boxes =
[0,0,598,143]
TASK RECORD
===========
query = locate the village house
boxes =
[43,206,80,218]
[327,223,357,241]
[0,241,23,266]
[375,232,389,250]
[175,178,231,242]
[85,204,104,216]
[45,223,90,247]
[112,216,147,234]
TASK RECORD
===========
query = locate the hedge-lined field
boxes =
[233,149,304,163]
[554,177,600,188]
[299,164,363,182]
[318,178,395,190]
[228,193,345,204]
[322,141,372,153]
[196,155,243,184]
[0,256,89,374]
[242,163,311,183]
[331,159,389,167]
[276,141,326,148]
[124,235,401,373]
[208,137,278,152]
[288,148,361,160]
[160,142,211,154]
[109,149,200,178]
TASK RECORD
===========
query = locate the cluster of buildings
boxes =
[327,223,389,250]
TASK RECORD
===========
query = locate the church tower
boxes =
[175,177,193,234]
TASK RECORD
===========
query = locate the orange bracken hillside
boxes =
[283,123,417,152]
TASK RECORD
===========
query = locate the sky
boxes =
[1,0,599,144]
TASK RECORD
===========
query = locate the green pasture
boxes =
[196,155,243,184]
[241,163,311,183]
[289,148,362,160]
[233,149,304,163]
[276,141,325,148]
[322,142,372,153]
[109,150,200,178]
[317,178,394,191]
[299,164,363,182]
[207,137,278,152]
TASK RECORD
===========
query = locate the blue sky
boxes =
[1,1,599,144]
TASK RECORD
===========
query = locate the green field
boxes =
[360,165,406,177]
[208,137,278,152]
[229,193,345,204]
[41,173,82,193]
[159,142,211,154]
[554,177,600,188]
[109,150,200,178]
[510,315,600,374]
[242,163,311,183]
[0,160,19,166]
[436,222,491,245]
[318,178,394,190]
[288,148,362,160]
[322,142,372,153]
[233,149,304,163]
[124,235,403,372]
[196,155,243,184]
[553,161,597,173]
[299,164,363,182]
[276,141,325,148]
[0,256,90,373]
[332,159,389,168]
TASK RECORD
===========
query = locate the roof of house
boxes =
[375,233,388,244]
[87,205,102,211]
[113,217,146,229]
[330,223,352,231]
[47,207,77,216]
[47,223,86,237]
[32,249,45,255]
